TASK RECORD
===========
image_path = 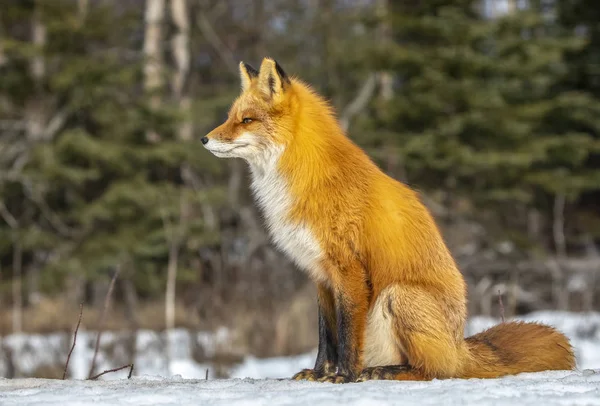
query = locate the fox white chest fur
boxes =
[248,146,326,283]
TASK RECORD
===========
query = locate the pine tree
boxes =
[556,0,600,240]
[0,1,225,310]
[362,0,600,248]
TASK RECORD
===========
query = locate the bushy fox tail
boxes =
[461,321,576,379]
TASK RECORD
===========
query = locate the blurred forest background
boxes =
[1,0,600,369]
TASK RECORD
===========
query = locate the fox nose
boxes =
[201,136,209,145]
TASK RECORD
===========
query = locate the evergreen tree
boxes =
[557,0,600,239]
[363,0,600,249]
[0,1,224,305]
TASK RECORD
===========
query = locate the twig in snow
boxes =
[498,289,505,323]
[205,368,209,380]
[63,303,83,379]
[89,363,134,381]
[88,266,122,379]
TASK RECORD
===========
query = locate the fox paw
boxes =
[292,369,321,381]
[317,373,352,384]
[356,365,409,382]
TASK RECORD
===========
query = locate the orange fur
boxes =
[203,58,576,382]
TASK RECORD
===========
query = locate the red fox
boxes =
[202,57,576,383]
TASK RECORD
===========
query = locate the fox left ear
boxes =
[257,57,290,101]
[239,61,259,91]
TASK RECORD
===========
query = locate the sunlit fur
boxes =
[203,58,576,381]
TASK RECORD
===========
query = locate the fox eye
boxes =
[242,118,253,124]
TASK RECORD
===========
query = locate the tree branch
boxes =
[89,364,134,381]
[196,10,238,74]
[63,303,83,379]
[41,107,70,141]
[88,266,121,379]
[0,200,18,229]
[339,73,377,132]
[22,181,77,237]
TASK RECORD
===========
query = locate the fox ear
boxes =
[257,57,290,101]
[239,61,259,91]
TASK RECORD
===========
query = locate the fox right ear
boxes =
[239,61,259,91]
[257,57,290,102]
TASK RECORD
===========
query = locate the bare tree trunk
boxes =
[21,5,46,312]
[339,74,377,133]
[25,2,47,142]
[338,0,392,132]
[78,0,89,20]
[553,193,567,259]
[476,277,493,317]
[507,266,519,317]
[376,0,393,102]
[374,0,401,180]
[164,0,192,335]
[196,6,237,74]
[527,208,542,242]
[507,0,517,13]
[583,234,599,311]
[27,255,42,306]
[171,0,192,141]
[228,160,244,210]
[30,5,46,85]
[550,194,569,310]
[12,240,23,333]
[163,195,186,332]
[165,243,180,331]
[144,0,165,142]
[7,4,47,333]
[121,277,139,327]
[1,204,20,332]
[0,10,6,68]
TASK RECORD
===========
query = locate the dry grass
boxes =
[274,283,318,355]
[0,297,199,336]
[0,287,321,361]
[27,364,65,379]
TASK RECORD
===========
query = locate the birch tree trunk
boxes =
[26,3,46,142]
[144,0,165,142]
[12,1,48,333]
[164,0,191,334]
[171,0,191,141]
[78,0,89,20]
[376,0,393,102]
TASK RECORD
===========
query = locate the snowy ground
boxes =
[1,311,600,405]
[2,310,599,380]
[1,370,599,406]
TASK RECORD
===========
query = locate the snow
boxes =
[1,370,599,406]
[2,310,599,381]
[229,352,316,380]
[1,311,600,405]
[0,327,232,380]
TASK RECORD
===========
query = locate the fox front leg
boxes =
[292,284,337,381]
[318,267,369,384]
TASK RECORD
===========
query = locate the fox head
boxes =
[202,57,295,165]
